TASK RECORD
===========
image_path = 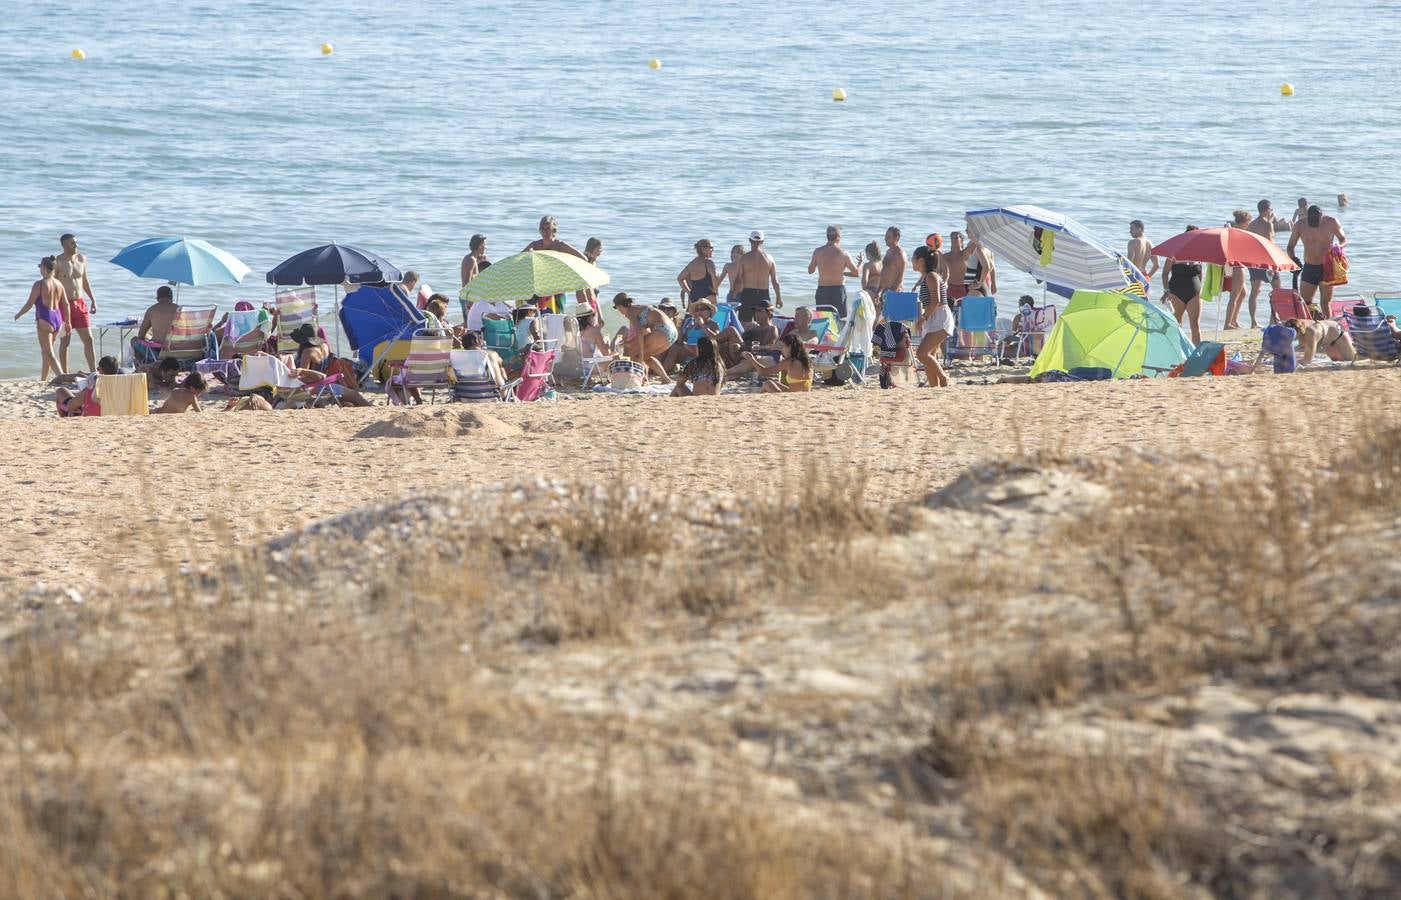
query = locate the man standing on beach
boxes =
[808,225,859,318]
[1287,204,1347,312]
[55,233,97,373]
[944,231,992,300]
[1127,221,1158,279]
[1247,200,1281,326]
[877,227,906,300]
[733,230,781,324]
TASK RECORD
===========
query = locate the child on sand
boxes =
[153,371,206,414]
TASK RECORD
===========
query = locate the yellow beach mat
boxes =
[95,373,148,416]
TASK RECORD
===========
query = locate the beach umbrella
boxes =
[266,243,403,354]
[1029,289,1193,380]
[265,243,402,286]
[1150,227,1298,271]
[965,205,1149,295]
[110,237,250,295]
[339,283,424,367]
[464,250,609,304]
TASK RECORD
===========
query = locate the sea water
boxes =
[1,0,1397,378]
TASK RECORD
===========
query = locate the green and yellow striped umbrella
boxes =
[463,250,609,304]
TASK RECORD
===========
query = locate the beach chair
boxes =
[1178,341,1227,377]
[223,306,273,359]
[389,329,455,404]
[93,373,148,416]
[1343,310,1401,362]
[1269,288,1308,323]
[949,295,998,362]
[159,305,218,367]
[240,354,343,408]
[881,291,921,326]
[483,317,520,367]
[1326,293,1365,319]
[505,348,557,402]
[1002,304,1058,362]
[449,349,503,403]
[274,287,318,354]
[1374,292,1401,321]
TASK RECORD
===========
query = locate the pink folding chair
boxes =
[505,349,558,402]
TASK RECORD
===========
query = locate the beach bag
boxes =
[1324,246,1349,286]
[609,358,647,390]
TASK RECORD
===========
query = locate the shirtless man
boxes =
[733,230,782,324]
[1126,220,1158,279]
[944,231,992,300]
[460,233,489,289]
[807,225,859,318]
[132,285,181,364]
[1247,199,1282,326]
[523,215,584,258]
[55,233,97,372]
[1287,205,1348,311]
[876,226,907,299]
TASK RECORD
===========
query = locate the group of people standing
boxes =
[15,234,99,381]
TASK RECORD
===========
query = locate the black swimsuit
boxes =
[1168,262,1203,301]
[687,268,715,301]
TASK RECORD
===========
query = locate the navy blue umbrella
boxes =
[340,284,424,367]
[265,243,402,286]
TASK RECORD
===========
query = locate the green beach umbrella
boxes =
[463,250,609,304]
[1029,290,1194,379]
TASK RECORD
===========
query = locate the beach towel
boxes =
[1261,324,1297,373]
[1324,245,1349,286]
[95,373,148,416]
[1038,230,1055,267]
[1201,264,1224,302]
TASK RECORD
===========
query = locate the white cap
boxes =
[750,229,764,242]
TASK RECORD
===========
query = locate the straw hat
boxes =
[687,298,717,316]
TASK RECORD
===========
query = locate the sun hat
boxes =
[687,298,716,316]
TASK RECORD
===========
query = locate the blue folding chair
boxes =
[1373,292,1401,322]
[1344,309,1401,362]
[881,291,920,325]
[948,295,998,362]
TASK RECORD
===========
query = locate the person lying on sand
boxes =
[55,355,120,416]
[226,393,274,411]
[153,370,206,414]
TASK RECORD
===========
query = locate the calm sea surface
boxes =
[2,0,1398,377]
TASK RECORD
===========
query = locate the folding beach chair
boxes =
[389,329,455,404]
[1002,304,1058,362]
[223,306,273,359]
[94,373,148,416]
[949,295,998,362]
[1343,309,1401,362]
[483,317,520,367]
[1326,293,1365,319]
[881,291,921,327]
[505,348,557,402]
[1374,292,1401,321]
[449,348,504,403]
[1269,288,1308,323]
[274,287,319,354]
[1177,341,1227,377]
[159,305,218,368]
[240,354,343,408]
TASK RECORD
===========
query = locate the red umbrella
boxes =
[1151,227,1298,270]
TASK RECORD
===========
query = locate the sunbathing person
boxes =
[672,335,726,397]
[226,392,274,411]
[55,355,120,416]
[741,333,813,393]
[153,370,207,414]
[1283,317,1357,365]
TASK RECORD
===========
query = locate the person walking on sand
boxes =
[1127,221,1158,280]
[1247,200,1282,327]
[14,256,68,381]
[876,226,907,299]
[734,230,782,324]
[1287,204,1348,313]
[911,245,951,387]
[55,233,97,373]
[807,225,859,318]
[1163,225,1204,345]
[677,239,719,304]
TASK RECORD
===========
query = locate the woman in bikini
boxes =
[613,292,677,379]
[671,335,726,397]
[1283,317,1357,365]
[911,245,951,387]
[14,256,68,381]
[741,333,813,394]
[677,239,719,304]
[1163,225,1204,344]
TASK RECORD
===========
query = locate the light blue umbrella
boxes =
[110,236,250,287]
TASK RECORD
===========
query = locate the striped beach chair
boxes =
[159,305,217,366]
[1343,309,1401,362]
[450,349,503,402]
[389,329,455,404]
[223,307,273,358]
[274,287,319,354]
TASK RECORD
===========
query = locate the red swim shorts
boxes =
[66,296,92,330]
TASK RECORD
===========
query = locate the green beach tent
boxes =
[1028,290,1194,379]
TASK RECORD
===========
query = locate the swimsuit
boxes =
[67,296,92,329]
[34,292,63,332]
[1167,262,1203,301]
[738,288,771,309]
[780,367,813,390]
[686,270,716,301]
[814,284,848,318]
[1248,267,1272,283]
[1300,262,1325,287]
[918,277,953,337]
[640,309,678,345]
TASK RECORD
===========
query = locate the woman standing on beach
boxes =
[861,241,883,297]
[14,256,67,381]
[677,240,719,304]
[1163,225,1204,345]
[911,245,950,388]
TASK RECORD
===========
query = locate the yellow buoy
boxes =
[648,58,662,70]
[71,48,85,60]
[1280,82,1294,97]
[832,87,847,102]
[321,42,334,56]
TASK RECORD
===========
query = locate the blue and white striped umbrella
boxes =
[965,205,1148,295]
